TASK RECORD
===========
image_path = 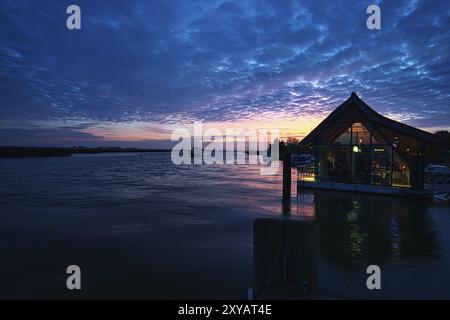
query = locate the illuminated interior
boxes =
[304,121,412,187]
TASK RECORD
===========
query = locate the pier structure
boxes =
[296,92,446,197]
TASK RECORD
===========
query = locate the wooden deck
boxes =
[297,179,428,197]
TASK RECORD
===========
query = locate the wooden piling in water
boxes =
[253,218,319,299]
[411,155,425,190]
[282,153,291,205]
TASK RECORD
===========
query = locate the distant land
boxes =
[0,146,171,158]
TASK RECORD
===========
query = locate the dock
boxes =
[292,93,449,200]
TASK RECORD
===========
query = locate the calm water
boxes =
[1,152,450,299]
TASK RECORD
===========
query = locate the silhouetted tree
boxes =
[435,130,450,164]
[435,130,449,136]
[435,131,450,148]
[284,136,301,153]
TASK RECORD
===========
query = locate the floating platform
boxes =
[297,180,433,198]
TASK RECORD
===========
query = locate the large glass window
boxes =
[334,122,373,145]
[351,145,371,184]
[317,121,411,187]
[351,122,371,145]
[335,127,351,144]
[371,146,392,185]
[392,153,411,187]
[316,146,350,183]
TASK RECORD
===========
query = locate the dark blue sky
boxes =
[0,0,449,146]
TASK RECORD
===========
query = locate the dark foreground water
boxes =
[1,152,450,299]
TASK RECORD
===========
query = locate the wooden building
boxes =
[298,92,443,191]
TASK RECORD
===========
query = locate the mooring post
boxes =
[282,153,291,206]
[253,218,319,299]
[411,154,425,190]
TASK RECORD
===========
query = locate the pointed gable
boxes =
[299,92,440,147]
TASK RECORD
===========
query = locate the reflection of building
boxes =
[311,191,439,266]
[298,92,442,194]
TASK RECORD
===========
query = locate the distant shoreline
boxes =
[0,146,171,158]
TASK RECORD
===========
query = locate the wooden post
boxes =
[253,219,285,299]
[282,153,291,206]
[285,220,319,292]
[253,218,319,299]
[411,155,424,190]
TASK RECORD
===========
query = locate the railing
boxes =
[425,171,450,192]
[297,164,450,193]
[297,163,316,182]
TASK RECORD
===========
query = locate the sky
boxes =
[0,0,449,147]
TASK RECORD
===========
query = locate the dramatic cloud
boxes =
[0,0,449,145]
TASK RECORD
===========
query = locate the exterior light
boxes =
[353,145,360,153]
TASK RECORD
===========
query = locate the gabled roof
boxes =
[299,92,440,146]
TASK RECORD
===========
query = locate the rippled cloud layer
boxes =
[0,0,449,145]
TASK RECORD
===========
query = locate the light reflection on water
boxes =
[0,152,450,299]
